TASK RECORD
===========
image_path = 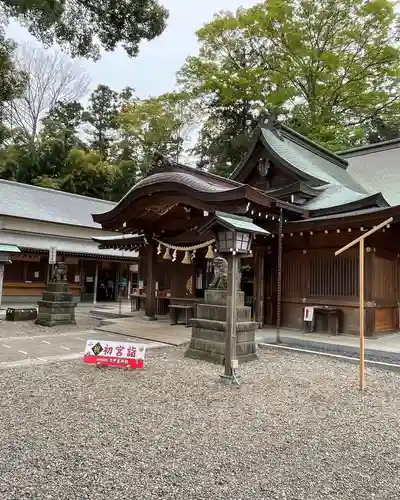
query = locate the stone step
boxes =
[46,282,69,293]
[35,312,76,327]
[188,337,257,356]
[191,327,256,344]
[190,318,258,332]
[204,289,245,307]
[196,303,250,322]
[42,292,74,302]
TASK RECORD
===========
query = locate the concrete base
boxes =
[185,289,258,365]
[143,315,157,321]
[35,282,77,327]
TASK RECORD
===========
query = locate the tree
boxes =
[83,85,120,158]
[1,0,169,60]
[179,0,400,174]
[0,29,26,145]
[61,148,121,200]
[118,92,196,180]
[7,42,89,141]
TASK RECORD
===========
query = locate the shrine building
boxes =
[92,119,400,336]
[0,181,138,304]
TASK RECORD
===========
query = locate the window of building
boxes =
[310,256,358,297]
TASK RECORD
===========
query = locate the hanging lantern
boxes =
[205,245,215,260]
[182,251,191,265]
[157,243,162,255]
[163,247,172,260]
[172,249,177,262]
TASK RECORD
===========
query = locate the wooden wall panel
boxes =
[375,308,396,332]
[374,256,398,300]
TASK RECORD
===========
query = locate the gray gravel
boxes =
[0,314,101,339]
[1,347,400,500]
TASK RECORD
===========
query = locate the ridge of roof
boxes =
[0,178,116,205]
[151,152,242,187]
[339,137,400,156]
[277,122,348,169]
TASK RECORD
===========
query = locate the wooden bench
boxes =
[169,304,194,327]
[304,306,341,335]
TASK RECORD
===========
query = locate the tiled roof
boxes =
[342,143,400,207]
[133,171,234,193]
[0,180,116,228]
[0,230,137,259]
[262,128,367,193]
[303,184,383,211]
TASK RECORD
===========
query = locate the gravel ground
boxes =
[1,348,400,500]
[0,314,101,338]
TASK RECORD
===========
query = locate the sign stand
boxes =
[335,216,392,391]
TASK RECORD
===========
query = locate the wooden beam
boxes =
[335,217,393,256]
[335,216,392,392]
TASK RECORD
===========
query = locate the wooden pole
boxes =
[335,217,393,257]
[359,238,365,391]
[334,216,393,391]
[225,252,238,378]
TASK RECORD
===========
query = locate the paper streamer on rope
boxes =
[154,237,216,263]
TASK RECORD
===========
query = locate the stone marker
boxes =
[35,263,77,327]
[185,289,258,365]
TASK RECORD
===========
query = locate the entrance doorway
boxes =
[97,262,118,301]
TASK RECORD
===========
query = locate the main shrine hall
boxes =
[92,118,400,337]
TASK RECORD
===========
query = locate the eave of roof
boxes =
[92,234,145,250]
[283,206,400,233]
[339,137,400,157]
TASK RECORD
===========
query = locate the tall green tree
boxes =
[179,0,400,175]
[118,92,196,180]
[83,85,120,157]
[1,0,169,59]
[0,29,26,145]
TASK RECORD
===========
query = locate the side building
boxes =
[0,180,138,304]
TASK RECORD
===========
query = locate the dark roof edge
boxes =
[309,192,390,217]
[264,181,320,198]
[259,132,328,187]
[275,122,348,169]
[283,205,399,232]
[339,137,400,157]
[152,152,241,186]
[229,128,262,180]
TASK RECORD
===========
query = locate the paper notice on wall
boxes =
[304,306,314,322]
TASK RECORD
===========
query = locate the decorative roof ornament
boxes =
[258,158,270,177]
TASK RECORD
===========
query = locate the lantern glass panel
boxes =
[235,231,252,252]
[217,231,234,252]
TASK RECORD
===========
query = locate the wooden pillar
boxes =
[0,263,4,310]
[144,242,157,320]
[253,248,265,328]
[93,262,99,305]
[364,247,375,337]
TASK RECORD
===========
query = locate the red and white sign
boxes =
[83,340,146,369]
[304,306,314,322]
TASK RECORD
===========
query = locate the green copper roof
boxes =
[0,244,20,253]
[262,129,367,193]
[215,212,270,235]
[303,185,380,211]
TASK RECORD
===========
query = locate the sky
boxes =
[6,0,257,99]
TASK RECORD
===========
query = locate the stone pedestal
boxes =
[185,289,258,365]
[35,281,77,327]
